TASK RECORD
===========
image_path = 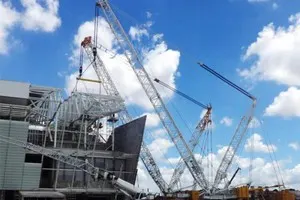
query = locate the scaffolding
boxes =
[0,80,143,199]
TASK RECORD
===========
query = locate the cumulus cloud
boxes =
[238,13,300,86]
[148,138,174,163]
[142,112,160,128]
[0,1,20,54]
[20,0,61,32]
[66,16,180,110]
[152,33,163,43]
[151,128,167,139]
[289,142,300,151]
[264,87,300,117]
[136,141,300,192]
[220,116,233,127]
[128,19,153,42]
[0,0,61,55]
[244,133,277,153]
[248,117,261,128]
[272,3,278,10]
[129,26,149,41]
[146,11,152,19]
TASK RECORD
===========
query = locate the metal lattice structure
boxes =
[81,37,169,193]
[168,108,212,190]
[0,84,61,124]
[212,102,256,193]
[197,63,256,194]
[0,134,141,197]
[57,92,124,126]
[0,78,146,199]
[96,0,209,191]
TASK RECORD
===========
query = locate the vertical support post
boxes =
[0,190,4,200]
[84,120,87,150]
[112,122,115,152]
[54,112,59,148]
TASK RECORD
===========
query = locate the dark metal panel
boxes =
[113,116,146,184]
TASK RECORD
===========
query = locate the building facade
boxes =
[0,80,146,200]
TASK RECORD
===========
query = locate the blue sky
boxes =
[1,0,300,191]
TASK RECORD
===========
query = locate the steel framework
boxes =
[81,37,169,193]
[168,108,212,190]
[96,0,209,191]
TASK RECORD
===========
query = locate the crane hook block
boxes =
[92,47,97,57]
[79,66,83,77]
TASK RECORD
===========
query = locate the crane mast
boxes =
[153,78,212,191]
[81,37,169,193]
[197,63,256,194]
[213,103,255,193]
[168,108,211,190]
[96,0,209,191]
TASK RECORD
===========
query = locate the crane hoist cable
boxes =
[153,78,213,190]
[153,78,210,110]
[94,4,100,58]
[197,62,256,194]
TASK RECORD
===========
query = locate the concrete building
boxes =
[0,80,146,200]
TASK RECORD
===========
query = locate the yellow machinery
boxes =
[236,186,250,200]
[235,185,296,200]
[274,190,295,200]
[188,191,200,200]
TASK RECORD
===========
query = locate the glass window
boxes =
[94,158,105,169]
[115,159,124,171]
[105,159,113,171]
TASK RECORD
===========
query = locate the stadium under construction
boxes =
[0,0,299,200]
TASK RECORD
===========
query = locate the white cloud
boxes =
[272,3,278,10]
[0,0,61,55]
[238,13,300,86]
[146,11,152,19]
[0,1,20,54]
[66,17,180,110]
[244,133,277,153]
[168,157,180,166]
[20,0,61,32]
[136,161,160,192]
[129,26,149,41]
[152,33,163,43]
[289,142,300,151]
[248,117,261,128]
[151,128,167,139]
[142,112,160,128]
[148,138,174,162]
[128,20,153,42]
[220,116,233,127]
[136,141,300,192]
[289,13,300,25]
[264,87,300,117]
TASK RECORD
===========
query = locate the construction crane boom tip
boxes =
[197,61,204,66]
[197,61,256,101]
